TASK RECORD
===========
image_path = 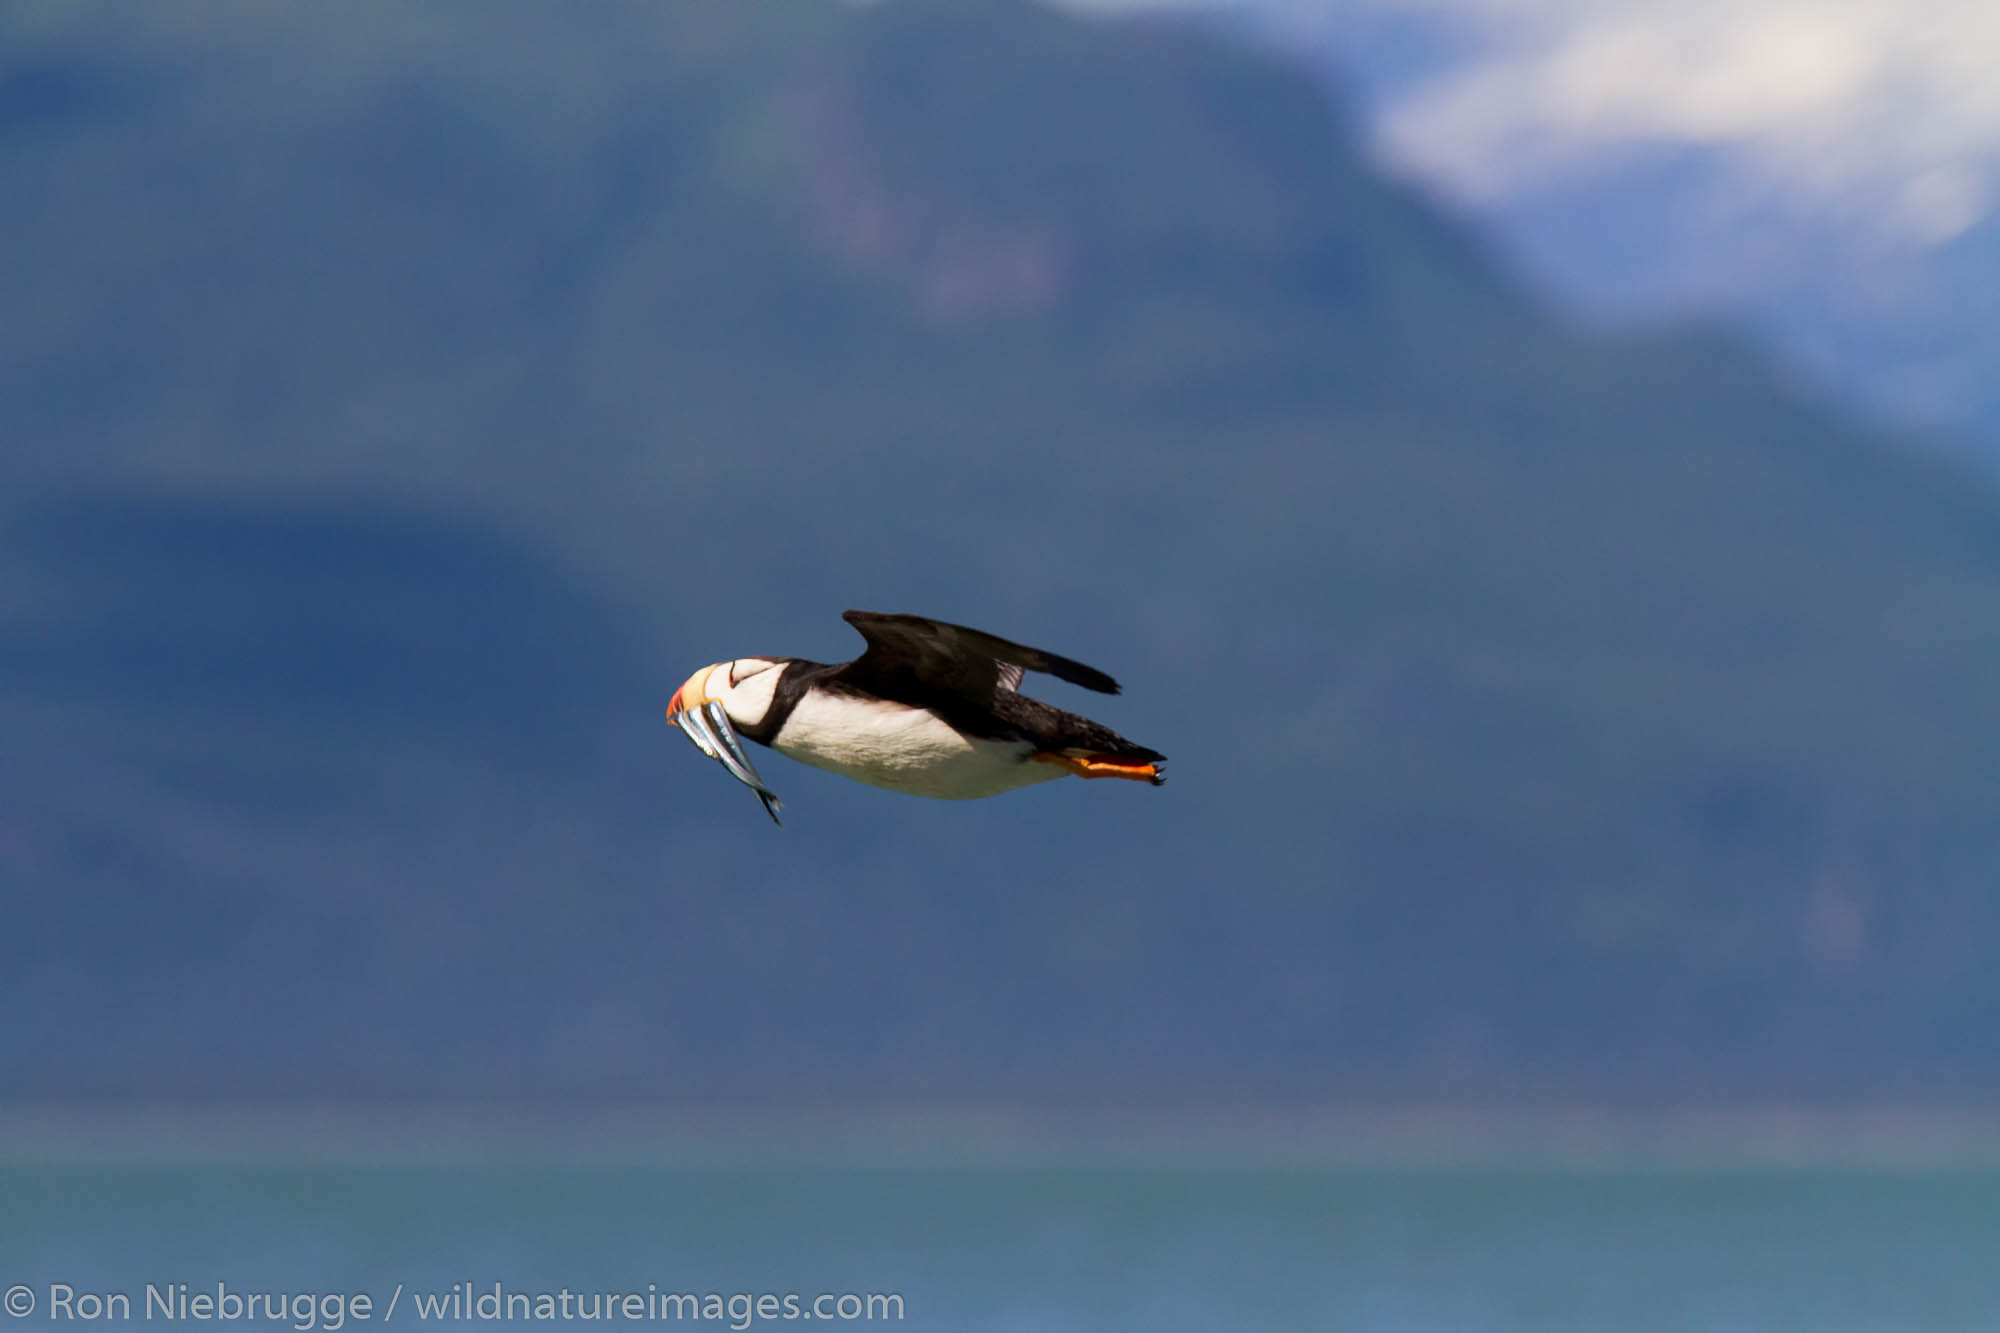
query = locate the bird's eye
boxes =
[729,660,777,686]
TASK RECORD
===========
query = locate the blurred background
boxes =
[6,0,2000,1326]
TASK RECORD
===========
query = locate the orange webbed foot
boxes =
[1032,752,1166,785]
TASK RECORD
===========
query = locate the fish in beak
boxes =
[666,668,784,826]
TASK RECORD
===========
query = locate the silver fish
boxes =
[674,700,784,826]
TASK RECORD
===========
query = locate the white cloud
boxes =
[1056,0,2000,245]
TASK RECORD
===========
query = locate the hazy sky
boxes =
[1063,0,2000,246]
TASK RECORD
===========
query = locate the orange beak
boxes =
[665,663,717,721]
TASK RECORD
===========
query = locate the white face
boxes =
[705,657,784,729]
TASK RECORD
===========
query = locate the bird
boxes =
[665,610,1166,824]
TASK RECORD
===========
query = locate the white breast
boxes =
[770,691,1064,800]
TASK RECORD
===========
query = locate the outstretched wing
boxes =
[837,610,1121,702]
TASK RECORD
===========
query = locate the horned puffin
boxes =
[666,611,1166,824]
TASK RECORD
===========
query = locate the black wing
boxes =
[836,610,1121,702]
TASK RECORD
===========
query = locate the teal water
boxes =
[4,1165,1998,1330]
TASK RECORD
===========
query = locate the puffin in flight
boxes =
[666,611,1166,824]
